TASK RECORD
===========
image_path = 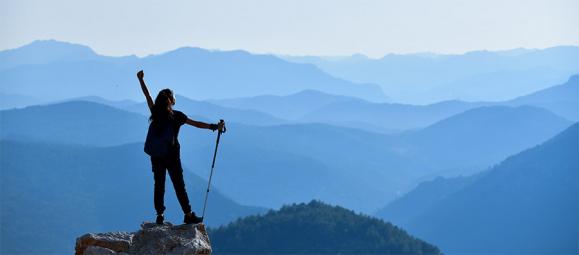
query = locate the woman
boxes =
[137,70,224,225]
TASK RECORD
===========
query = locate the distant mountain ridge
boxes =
[0,40,386,102]
[0,140,265,254]
[377,123,579,254]
[209,89,363,120]
[209,90,489,133]
[405,105,573,176]
[0,101,147,146]
[374,173,484,227]
[4,74,575,135]
[0,40,101,70]
[507,74,579,120]
[126,95,287,126]
[0,100,572,212]
[283,46,579,103]
[206,75,578,133]
[3,39,578,255]
[2,40,576,132]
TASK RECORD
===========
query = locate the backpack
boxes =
[144,120,176,157]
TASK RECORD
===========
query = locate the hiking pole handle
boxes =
[219,119,226,134]
[211,120,224,169]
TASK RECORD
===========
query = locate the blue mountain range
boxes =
[1,39,577,254]
[283,46,579,103]
[1,99,571,212]
[0,40,386,103]
[376,123,579,254]
[0,140,265,254]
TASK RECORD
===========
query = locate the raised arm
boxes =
[137,70,154,111]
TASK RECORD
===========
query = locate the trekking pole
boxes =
[201,119,226,220]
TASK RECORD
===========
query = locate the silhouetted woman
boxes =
[137,70,224,225]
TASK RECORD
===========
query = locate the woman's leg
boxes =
[151,157,167,215]
[166,156,193,214]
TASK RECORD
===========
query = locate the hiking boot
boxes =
[184,212,203,224]
[156,214,164,225]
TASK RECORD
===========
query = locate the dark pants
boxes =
[151,155,192,215]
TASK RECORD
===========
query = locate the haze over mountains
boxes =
[0,140,265,254]
[127,95,286,126]
[376,123,579,254]
[1,99,572,213]
[507,74,579,121]
[0,101,146,146]
[405,105,572,176]
[283,46,579,104]
[2,40,578,106]
[0,40,385,103]
[209,75,579,133]
[1,39,578,254]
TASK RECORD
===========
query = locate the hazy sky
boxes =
[1,0,578,57]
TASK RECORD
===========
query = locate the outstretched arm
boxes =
[186,118,216,130]
[137,70,154,111]
[186,118,225,132]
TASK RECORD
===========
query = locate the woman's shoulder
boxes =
[172,110,186,116]
[172,110,187,122]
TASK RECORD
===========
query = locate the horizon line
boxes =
[4,38,579,60]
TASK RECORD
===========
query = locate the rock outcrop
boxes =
[75,222,211,255]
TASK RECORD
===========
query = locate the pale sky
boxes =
[1,0,578,57]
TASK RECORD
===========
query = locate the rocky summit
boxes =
[75,222,211,255]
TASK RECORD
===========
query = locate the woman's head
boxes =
[150,88,175,122]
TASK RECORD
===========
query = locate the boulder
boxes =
[75,222,211,255]
[75,232,132,255]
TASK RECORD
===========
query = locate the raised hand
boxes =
[137,70,144,80]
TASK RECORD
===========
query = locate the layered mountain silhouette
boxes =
[0,40,107,70]
[126,95,286,126]
[377,123,579,254]
[210,200,442,255]
[283,46,579,103]
[213,89,486,133]
[0,40,386,103]
[0,92,49,110]
[507,74,579,121]
[210,89,363,120]
[2,40,577,135]
[192,105,571,211]
[375,173,483,227]
[0,140,264,255]
[0,101,147,146]
[299,99,485,133]
[62,96,139,109]
[0,100,572,212]
[405,105,573,176]
[206,75,578,133]
[2,39,578,255]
